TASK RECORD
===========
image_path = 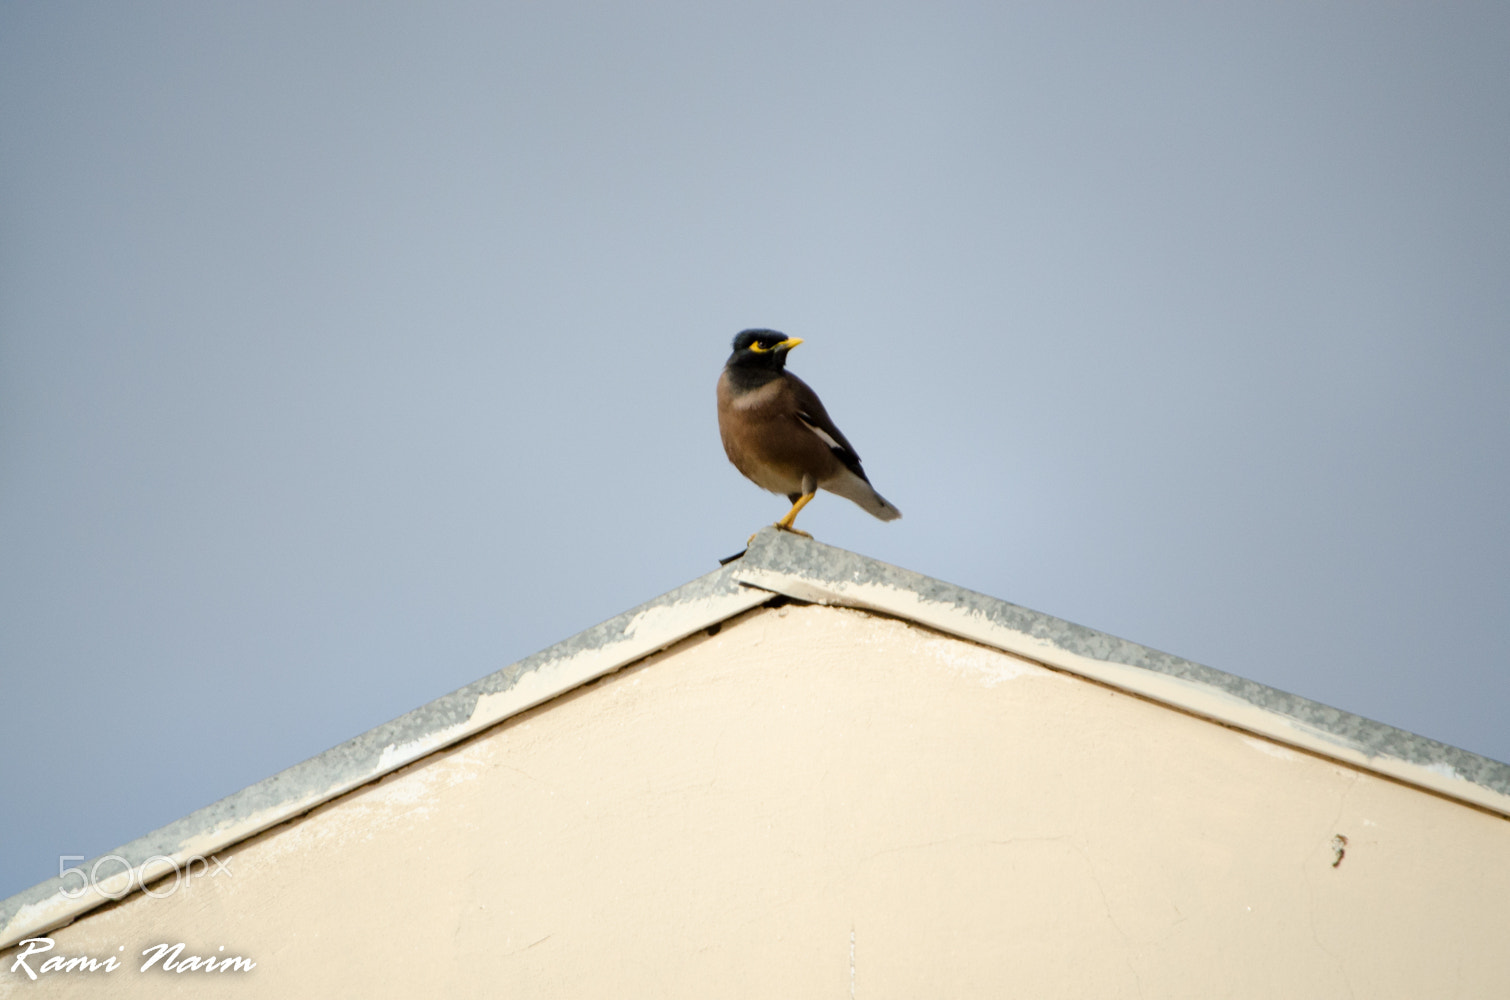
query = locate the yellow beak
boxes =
[775,337,804,351]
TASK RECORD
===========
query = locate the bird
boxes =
[717,329,901,540]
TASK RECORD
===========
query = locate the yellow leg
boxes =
[774,492,815,536]
[748,492,817,546]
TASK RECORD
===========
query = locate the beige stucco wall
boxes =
[6,602,1509,997]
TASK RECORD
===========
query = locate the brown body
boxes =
[718,370,844,498]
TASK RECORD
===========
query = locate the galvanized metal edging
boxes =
[733,531,1510,820]
[8,528,1507,951]
[0,562,770,950]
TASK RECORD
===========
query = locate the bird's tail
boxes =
[824,466,902,522]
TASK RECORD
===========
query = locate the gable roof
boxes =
[5,529,1508,948]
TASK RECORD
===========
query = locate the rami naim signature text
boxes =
[8,938,255,979]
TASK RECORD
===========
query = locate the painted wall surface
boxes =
[5,603,1508,997]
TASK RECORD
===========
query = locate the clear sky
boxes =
[2,3,1507,902]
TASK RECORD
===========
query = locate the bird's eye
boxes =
[747,340,771,354]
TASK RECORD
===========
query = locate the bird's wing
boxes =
[784,373,870,482]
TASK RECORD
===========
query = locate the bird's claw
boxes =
[746,523,814,547]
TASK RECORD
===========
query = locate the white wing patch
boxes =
[797,412,843,451]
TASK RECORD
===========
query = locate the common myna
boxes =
[717,329,901,538]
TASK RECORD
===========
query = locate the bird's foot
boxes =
[745,523,813,547]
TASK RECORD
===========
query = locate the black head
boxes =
[726,329,804,371]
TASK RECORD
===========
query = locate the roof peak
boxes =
[5,529,1507,947]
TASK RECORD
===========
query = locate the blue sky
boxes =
[2,2,1507,901]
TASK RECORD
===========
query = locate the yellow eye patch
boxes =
[747,336,802,354]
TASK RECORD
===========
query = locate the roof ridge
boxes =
[6,530,1506,948]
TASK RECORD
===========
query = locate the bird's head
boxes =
[727,329,804,371]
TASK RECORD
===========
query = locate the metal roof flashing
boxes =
[4,529,1507,948]
[732,532,1510,815]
